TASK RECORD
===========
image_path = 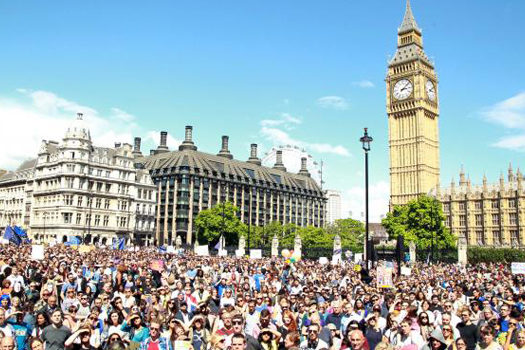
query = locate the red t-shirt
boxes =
[147,340,160,350]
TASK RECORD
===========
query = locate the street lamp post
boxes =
[430,202,434,264]
[360,128,373,266]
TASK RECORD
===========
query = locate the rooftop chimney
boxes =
[179,125,198,151]
[114,142,121,148]
[133,137,142,156]
[298,157,310,177]
[273,150,287,172]
[247,143,261,165]
[156,131,169,153]
[217,135,233,159]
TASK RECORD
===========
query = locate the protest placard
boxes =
[31,245,45,260]
[511,262,525,274]
[377,265,394,288]
[194,245,209,256]
[250,249,262,259]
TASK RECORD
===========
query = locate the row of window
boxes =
[63,212,128,228]
[447,212,519,227]
[473,230,519,245]
[444,199,517,212]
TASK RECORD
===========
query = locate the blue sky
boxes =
[1,1,524,221]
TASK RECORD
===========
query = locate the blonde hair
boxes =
[375,342,394,350]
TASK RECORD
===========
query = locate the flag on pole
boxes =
[214,236,223,251]
[13,226,28,243]
[3,226,21,246]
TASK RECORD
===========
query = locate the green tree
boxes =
[298,225,332,247]
[326,218,365,252]
[194,202,246,246]
[381,195,455,249]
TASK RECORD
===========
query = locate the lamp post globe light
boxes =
[360,128,373,266]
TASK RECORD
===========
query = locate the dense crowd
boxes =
[0,244,523,350]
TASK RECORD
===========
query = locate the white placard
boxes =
[166,246,175,254]
[194,245,209,256]
[218,249,227,256]
[511,262,525,274]
[235,249,244,257]
[319,257,328,265]
[332,254,342,265]
[401,267,412,276]
[250,249,262,259]
[0,238,9,245]
[354,253,363,263]
[31,245,45,260]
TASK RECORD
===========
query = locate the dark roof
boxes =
[0,158,36,183]
[138,149,324,196]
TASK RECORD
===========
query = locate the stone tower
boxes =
[387,0,440,208]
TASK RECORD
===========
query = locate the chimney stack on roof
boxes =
[247,144,261,165]
[217,135,233,159]
[273,150,287,172]
[298,157,310,177]
[115,142,121,148]
[179,125,198,151]
[133,137,142,156]
[156,131,169,153]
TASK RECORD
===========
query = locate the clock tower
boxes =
[387,0,440,208]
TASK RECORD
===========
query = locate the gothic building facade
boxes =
[387,0,440,208]
[435,166,525,247]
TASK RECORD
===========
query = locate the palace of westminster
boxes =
[0,0,521,247]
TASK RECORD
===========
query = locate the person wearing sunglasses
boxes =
[138,319,168,350]
[457,308,478,350]
[229,314,260,350]
[300,323,328,350]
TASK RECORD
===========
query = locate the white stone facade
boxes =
[0,113,157,245]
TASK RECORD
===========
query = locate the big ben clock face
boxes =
[393,79,413,100]
[425,79,436,101]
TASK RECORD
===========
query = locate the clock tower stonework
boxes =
[387,0,440,208]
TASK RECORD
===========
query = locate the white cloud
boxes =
[260,126,350,157]
[110,107,135,123]
[145,131,181,150]
[352,80,375,88]
[261,113,301,129]
[0,89,141,170]
[317,96,349,110]
[340,180,390,222]
[482,92,525,129]
[481,92,525,151]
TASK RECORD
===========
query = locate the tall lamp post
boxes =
[360,128,373,266]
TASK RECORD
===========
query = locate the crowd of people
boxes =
[0,244,523,350]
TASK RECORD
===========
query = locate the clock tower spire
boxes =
[387,0,440,208]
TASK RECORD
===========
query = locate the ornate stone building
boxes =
[434,165,525,247]
[0,113,157,245]
[136,126,326,245]
[387,0,440,208]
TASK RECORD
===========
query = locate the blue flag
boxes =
[13,226,29,244]
[158,245,167,253]
[118,237,125,250]
[65,236,81,246]
[3,226,21,246]
[112,238,125,250]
